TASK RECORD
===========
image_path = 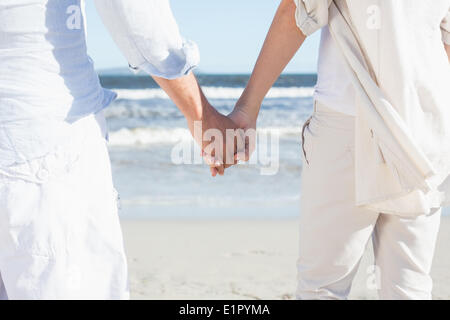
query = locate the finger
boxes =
[243,137,254,162]
[217,165,225,176]
[235,130,246,161]
[244,144,251,162]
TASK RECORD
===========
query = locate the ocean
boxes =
[100,73,450,219]
[100,74,316,219]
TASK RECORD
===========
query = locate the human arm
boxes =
[234,0,306,120]
[228,0,308,160]
[153,73,238,176]
[94,0,236,175]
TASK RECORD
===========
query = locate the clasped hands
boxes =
[189,101,257,177]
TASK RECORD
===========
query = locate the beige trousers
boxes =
[297,101,441,300]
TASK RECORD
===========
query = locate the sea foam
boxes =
[113,86,314,100]
[108,126,302,147]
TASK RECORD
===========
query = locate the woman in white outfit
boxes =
[226,0,450,299]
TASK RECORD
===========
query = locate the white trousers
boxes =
[297,102,441,300]
[0,112,129,299]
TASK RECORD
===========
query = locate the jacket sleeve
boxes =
[292,0,332,36]
[93,0,199,79]
[441,7,450,45]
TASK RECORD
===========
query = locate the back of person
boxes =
[346,0,450,125]
[317,0,449,122]
[0,0,114,166]
[346,0,450,208]
[314,0,450,203]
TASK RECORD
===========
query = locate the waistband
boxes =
[312,100,354,131]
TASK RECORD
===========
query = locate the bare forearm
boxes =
[153,72,210,121]
[238,0,306,118]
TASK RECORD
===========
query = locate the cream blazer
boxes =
[294,0,450,216]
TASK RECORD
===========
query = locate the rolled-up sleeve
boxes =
[93,0,199,79]
[293,0,332,36]
[441,7,450,45]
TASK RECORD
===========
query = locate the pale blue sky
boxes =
[85,0,321,74]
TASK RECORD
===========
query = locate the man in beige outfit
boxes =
[221,0,450,299]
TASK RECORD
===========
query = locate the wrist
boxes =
[186,98,214,123]
[237,87,263,116]
[234,97,260,122]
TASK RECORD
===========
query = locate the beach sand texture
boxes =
[122,217,450,300]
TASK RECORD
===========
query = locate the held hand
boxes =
[228,103,258,163]
[187,103,240,176]
[152,73,252,176]
[203,106,240,176]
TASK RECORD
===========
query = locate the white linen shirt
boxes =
[294,0,450,216]
[0,0,199,168]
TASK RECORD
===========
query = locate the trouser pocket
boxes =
[301,116,313,165]
[301,101,355,168]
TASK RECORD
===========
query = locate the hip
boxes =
[0,109,109,184]
[301,100,355,166]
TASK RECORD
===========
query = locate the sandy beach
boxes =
[122,216,450,300]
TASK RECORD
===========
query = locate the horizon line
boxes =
[97,68,318,76]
